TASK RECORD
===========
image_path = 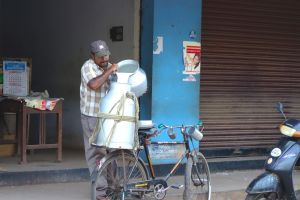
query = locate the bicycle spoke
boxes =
[92,151,148,200]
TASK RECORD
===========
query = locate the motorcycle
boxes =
[245,102,300,200]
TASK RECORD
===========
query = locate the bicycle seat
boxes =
[138,120,154,129]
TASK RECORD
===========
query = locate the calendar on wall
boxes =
[3,60,29,96]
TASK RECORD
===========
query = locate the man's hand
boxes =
[109,64,118,74]
[88,64,118,90]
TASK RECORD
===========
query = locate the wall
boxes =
[152,0,202,125]
[150,0,202,162]
[1,0,137,148]
[140,0,154,119]
[0,0,3,55]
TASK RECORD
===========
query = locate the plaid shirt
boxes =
[80,59,110,117]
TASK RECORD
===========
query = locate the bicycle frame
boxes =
[92,123,210,200]
[143,141,190,181]
[128,126,195,189]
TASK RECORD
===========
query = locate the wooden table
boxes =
[0,98,63,164]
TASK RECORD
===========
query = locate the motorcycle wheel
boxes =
[245,193,282,200]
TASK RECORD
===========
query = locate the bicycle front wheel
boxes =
[92,150,149,200]
[184,151,211,200]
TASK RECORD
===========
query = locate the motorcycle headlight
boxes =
[279,124,296,137]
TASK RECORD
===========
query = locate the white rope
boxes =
[89,92,140,150]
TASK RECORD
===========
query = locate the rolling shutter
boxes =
[200,0,300,150]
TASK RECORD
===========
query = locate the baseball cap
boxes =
[90,40,111,56]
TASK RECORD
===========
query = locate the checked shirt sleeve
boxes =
[81,62,98,83]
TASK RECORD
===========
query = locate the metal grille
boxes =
[200,0,300,149]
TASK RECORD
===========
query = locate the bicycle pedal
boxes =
[170,184,184,189]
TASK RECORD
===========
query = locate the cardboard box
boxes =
[0,144,16,157]
[3,134,16,140]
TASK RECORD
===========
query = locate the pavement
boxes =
[0,149,300,199]
[1,169,299,199]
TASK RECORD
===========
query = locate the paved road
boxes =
[0,170,261,200]
[0,182,91,200]
[0,169,299,200]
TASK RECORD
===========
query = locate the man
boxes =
[80,40,118,176]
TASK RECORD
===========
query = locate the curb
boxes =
[0,168,89,186]
[0,156,265,186]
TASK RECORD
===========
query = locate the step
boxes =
[0,153,266,186]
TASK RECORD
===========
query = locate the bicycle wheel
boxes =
[91,150,149,200]
[184,151,211,200]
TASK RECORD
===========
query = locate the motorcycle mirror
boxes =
[276,102,283,112]
[276,102,287,120]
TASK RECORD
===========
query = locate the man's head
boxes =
[90,40,111,68]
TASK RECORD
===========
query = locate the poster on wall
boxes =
[182,41,201,81]
[153,36,164,55]
[3,61,29,96]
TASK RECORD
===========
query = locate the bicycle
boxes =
[91,121,211,200]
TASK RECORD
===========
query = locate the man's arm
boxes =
[87,64,118,90]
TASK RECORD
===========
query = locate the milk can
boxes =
[94,82,136,149]
[117,59,147,97]
[93,60,142,149]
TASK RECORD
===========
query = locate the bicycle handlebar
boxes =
[144,122,204,141]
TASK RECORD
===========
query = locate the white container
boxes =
[188,126,203,141]
[128,68,147,97]
[117,59,147,97]
[94,82,136,149]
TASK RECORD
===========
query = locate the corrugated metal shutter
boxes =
[200,0,300,150]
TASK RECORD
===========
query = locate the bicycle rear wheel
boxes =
[91,150,149,200]
[184,151,211,200]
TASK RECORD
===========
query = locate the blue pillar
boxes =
[152,0,202,128]
[140,0,154,120]
[140,0,202,164]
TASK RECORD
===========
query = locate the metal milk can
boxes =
[95,81,136,149]
[94,60,141,149]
